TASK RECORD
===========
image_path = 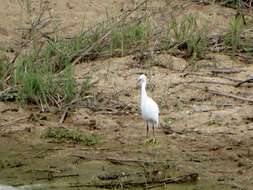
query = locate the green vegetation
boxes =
[42,127,100,145]
[0,56,9,90]
[224,15,245,55]
[0,159,23,169]
[216,0,248,8]
[0,56,8,79]
[80,76,92,96]
[168,16,198,43]
[13,52,77,107]
[0,17,151,109]
[0,0,252,110]
[201,0,251,9]
[167,15,208,68]
[110,22,150,55]
[207,117,223,126]
[163,116,176,126]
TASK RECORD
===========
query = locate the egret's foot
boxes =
[144,137,158,144]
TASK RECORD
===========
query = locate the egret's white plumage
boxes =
[137,74,159,137]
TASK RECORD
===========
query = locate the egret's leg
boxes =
[146,122,149,138]
[152,123,155,136]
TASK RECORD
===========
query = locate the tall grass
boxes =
[167,15,208,68]
[110,22,151,55]
[1,0,153,110]
[0,56,10,90]
[4,15,151,109]
[13,50,77,108]
[224,15,244,55]
[3,0,252,110]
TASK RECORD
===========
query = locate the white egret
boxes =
[137,74,159,138]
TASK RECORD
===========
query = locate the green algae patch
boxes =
[41,127,99,145]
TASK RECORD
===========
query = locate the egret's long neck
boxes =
[141,81,147,100]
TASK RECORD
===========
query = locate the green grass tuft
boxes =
[163,116,176,126]
[42,127,100,145]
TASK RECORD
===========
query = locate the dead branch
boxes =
[184,80,236,86]
[0,116,28,128]
[0,108,19,113]
[80,147,110,151]
[72,154,169,165]
[211,68,245,74]
[215,75,242,83]
[186,85,253,103]
[0,87,17,100]
[36,173,79,181]
[59,107,69,125]
[192,0,253,8]
[181,72,241,82]
[98,173,129,180]
[235,78,253,87]
[70,172,198,189]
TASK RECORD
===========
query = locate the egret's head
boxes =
[137,74,147,86]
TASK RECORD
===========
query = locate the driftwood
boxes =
[69,172,198,189]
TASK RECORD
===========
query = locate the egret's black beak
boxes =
[137,78,141,86]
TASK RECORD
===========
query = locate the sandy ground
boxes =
[0,0,253,190]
